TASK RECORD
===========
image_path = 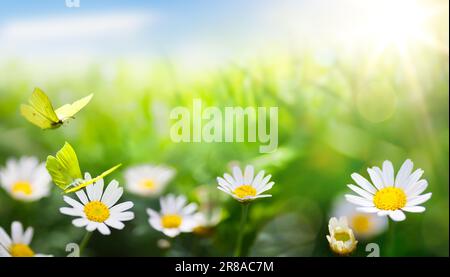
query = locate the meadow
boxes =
[0,45,448,256]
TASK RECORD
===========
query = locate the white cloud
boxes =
[0,11,155,42]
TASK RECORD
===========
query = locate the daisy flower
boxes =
[216,165,274,202]
[345,159,432,222]
[147,194,197,238]
[326,217,358,255]
[0,221,51,257]
[192,208,222,235]
[60,173,135,235]
[124,164,175,197]
[332,197,388,239]
[0,156,51,201]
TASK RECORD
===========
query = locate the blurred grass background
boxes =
[0,49,448,256]
[0,0,448,257]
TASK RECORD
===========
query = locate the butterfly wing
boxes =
[46,142,83,190]
[20,104,55,129]
[64,163,122,193]
[21,88,60,129]
[55,94,93,122]
[29,88,59,122]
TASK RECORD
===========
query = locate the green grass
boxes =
[0,49,448,256]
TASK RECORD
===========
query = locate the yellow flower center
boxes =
[84,201,110,222]
[334,231,351,242]
[10,243,35,257]
[12,181,33,196]
[373,187,407,210]
[139,179,156,190]
[351,214,372,234]
[233,185,256,198]
[161,214,182,228]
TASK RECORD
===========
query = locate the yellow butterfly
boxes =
[21,88,93,129]
[46,142,121,193]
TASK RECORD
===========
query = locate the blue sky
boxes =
[0,0,446,69]
[0,0,293,59]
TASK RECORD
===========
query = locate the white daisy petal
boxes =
[34,253,53,257]
[345,194,375,207]
[406,180,428,198]
[217,177,232,190]
[402,206,426,213]
[377,210,390,216]
[72,218,89,227]
[243,165,254,185]
[92,178,104,201]
[160,197,169,214]
[256,174,272,191]
[258,181,274,194]
[97,223,111,235]
[148,216,162,231]
[110,201,134,214]
[389,210,406,221]
[375,166,388,188]
[101,180,121,207]
[60,207,84,217]
[175,195,187,211]
[114,211,135,221]
[367,167,384,190]
[351,173,377,194]
[382,160,394,187]
[179,218,196,232]
[182,203,197,215]
[356,207,379,213]
[223,173,237,188]
[162,228,180,238]
[0,245,11,257]
[403,169,424,190]
[86,183,96,202]
[217,186,234,196]
[146,208,159,218]
[105,218,125,230]
[232,166,244,185]
[253,194,272,199]
[395,159,413,187]
[406,193,432,206]
[63,196,84,210]
[0,228,12,247]
[75,190,89,205]
[86,221,98,232]
[347,184,374,200]
[11,221,23,243]
[251,170,265,188]
[106,187,124,208]
[167,194,177,210]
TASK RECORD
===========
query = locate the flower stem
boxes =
[234,203,250,257]
[387,220,396,257]
[79,231,93,256]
